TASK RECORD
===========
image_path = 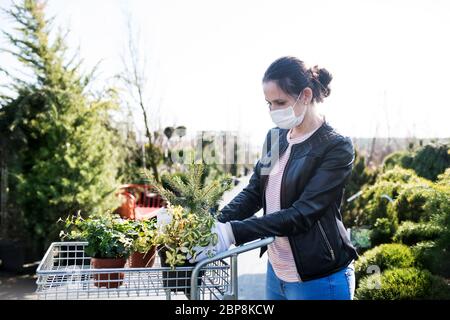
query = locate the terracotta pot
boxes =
[116,192,136,220]
[129,247,157,268]
[91,257,127,289]
[158,247,204,299]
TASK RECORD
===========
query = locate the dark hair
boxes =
[262,56,333,104]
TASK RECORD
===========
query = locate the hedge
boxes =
[355,267,450,300]
[355,243,415,280]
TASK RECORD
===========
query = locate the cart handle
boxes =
[190,236,274,300]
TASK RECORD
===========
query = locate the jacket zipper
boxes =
[317,220,336,261]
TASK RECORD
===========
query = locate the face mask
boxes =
[269,91,307,129]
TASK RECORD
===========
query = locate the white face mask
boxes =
[269,91,307,129]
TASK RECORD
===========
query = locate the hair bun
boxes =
[309,65,333,101]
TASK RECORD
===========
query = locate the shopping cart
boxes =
[36,237,274,300]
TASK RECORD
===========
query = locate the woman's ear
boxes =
[302,87,314,104]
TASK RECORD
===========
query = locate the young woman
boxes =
[189,56,358,300]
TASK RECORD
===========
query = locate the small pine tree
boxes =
[145,163,232,217]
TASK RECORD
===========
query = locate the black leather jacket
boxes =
[217,120,358,281]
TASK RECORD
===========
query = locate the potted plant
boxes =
[60,213,133,289]
[145,163,232,296]
[152,204,215,296]
[126,219,158,268]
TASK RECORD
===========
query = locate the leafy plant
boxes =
[59,212,134,259]
[144,163,233,268]
[153,205,217,268]
[125,219,157,254]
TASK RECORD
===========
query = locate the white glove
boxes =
[155,207,171,228]
[188,221,235,263]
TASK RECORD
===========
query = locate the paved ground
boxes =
[0,273,38,300]
[0,175,267,300]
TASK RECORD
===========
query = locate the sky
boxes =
[1,0,449,145]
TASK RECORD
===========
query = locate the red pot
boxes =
[91,257,126,289]
[129,247,157,268]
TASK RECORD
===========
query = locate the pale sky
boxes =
[1,0,449,145]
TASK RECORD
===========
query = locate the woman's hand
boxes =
[188,222,235,263]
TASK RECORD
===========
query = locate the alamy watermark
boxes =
[167,129,282,175]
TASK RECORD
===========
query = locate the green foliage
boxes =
[353,145,450,299]
[0,0,126,252]
[412,241,450,278]
[393,221,442,246]
[355,267,450,300]
[383,144,450,182]
[355,244,415,280]
[342,150,378,227]
[60,213,134,259]
[144,142,164,182]
[383,151,414,171]
[436,168,450,187]
[392,183,439,223]
[160,172,189,194]
[352,167,439,227]
[370,218,398,246]
[115,127,145,184]
[153,205,217,269]
[411,241,437,269]
[353,180,400,226]
[145,163,233,268]
[352,167,419,227]
[409,143,449,182]
[350,228,372,251]
[125,219,157,254]
[377,166,425,184]
[424,186,450,277]
[146,163,232,217]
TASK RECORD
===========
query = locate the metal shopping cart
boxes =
[36,237,274,300]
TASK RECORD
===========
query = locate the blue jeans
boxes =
[265,261,355,300]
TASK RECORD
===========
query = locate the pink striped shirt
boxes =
[266,125,321,282]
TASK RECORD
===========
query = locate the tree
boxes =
[0,0,124,255]
[117,16,163,182]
